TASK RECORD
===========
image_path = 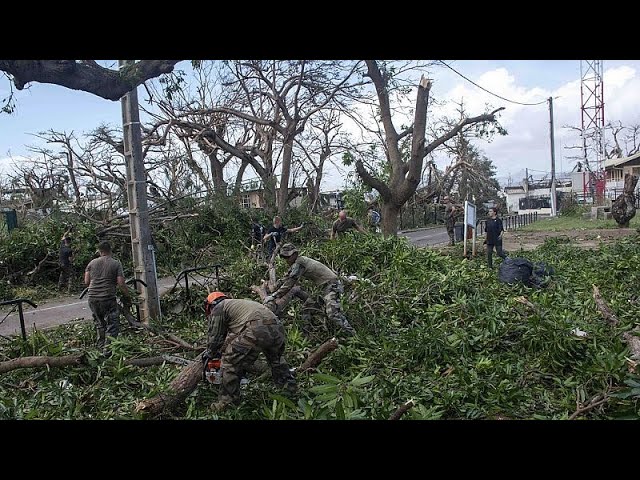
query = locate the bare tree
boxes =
[152,60,366,214]
[294,111,348,212]
[352,60,505,235]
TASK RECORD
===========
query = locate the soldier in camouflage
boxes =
[203,292,296,411]
[443,196,461,246]
[264,243,355,336]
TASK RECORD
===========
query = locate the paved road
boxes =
[0,229,450,338]
[399,226,450,247]
[0,274,207,338]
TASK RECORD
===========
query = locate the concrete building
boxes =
[605,152,640,195]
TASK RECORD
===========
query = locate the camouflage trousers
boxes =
[88,297,120,348]
[219,318,296,405]
[266,282,355,335]
[446,219,455,245]
[316,280,354,335]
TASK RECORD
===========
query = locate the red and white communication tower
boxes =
[580,60,606,202]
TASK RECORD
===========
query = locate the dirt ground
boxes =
[501,227,639,251]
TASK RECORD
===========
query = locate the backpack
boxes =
[369,210,381,226]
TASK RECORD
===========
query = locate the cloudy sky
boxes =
[2,60,639,190]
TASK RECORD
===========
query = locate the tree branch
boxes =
[0,60,181,101]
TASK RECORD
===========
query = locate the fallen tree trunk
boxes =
[134,355,204,416]
[0,354,85,375]
[388,400,415,420]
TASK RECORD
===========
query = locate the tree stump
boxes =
[612,174,639,228]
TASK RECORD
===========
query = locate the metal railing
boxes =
[477,212,539,236]
[0,298,38,340]
[171,264,223,297]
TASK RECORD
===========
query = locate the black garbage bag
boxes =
[529,262,555,288]
[498,257,534,285]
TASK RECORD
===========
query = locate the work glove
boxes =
[264,295,275,304]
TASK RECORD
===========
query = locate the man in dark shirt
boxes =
[84,241,130,353]
[485,207,507,268]
[58,236,74,293]
[330,210,366,239]
[263,215,303,259]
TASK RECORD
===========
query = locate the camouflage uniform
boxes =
[264,285,309,317]
[445,202,456,246]
[271,250,355,336]
[207,299,296,408]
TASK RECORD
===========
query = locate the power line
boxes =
[438,60,549,106]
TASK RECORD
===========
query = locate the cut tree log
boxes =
[0,352,194,375]
[592,284,619,326]
[0,354,85,374]
[611,173,638,228]
[297,337,339,374]
[388,400,415,420]
[134,355,204,416]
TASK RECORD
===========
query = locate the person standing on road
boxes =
[484,207,507,268]
[443,196,461,246]
[58,236,74,293]
[84,241,130,354]
[330,210,366,239]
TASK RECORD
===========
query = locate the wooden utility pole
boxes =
[119,60,160,324]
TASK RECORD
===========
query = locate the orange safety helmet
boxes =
[205,291,228,316]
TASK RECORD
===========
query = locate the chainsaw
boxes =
[204,358,223,385]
